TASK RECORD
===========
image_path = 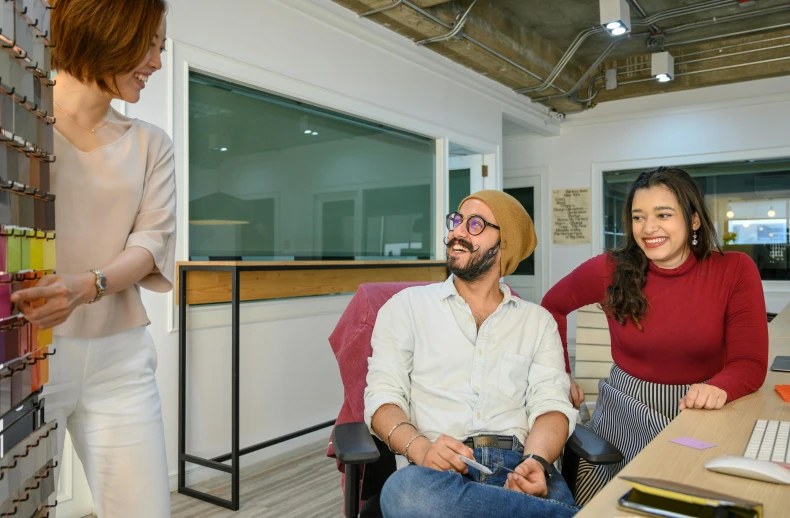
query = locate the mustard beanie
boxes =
[459,190,537,277]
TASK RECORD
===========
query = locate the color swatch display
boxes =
[0,2,58,516]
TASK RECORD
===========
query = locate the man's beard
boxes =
[446,238,500,282]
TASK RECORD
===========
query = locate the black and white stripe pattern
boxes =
[573,365,691,505]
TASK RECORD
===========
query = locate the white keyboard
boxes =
[744,420,790,465]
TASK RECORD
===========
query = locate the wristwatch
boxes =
[88,269,107,304]
[520,453,553,480]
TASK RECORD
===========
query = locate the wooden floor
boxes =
[82,446,344,518]
[170,448,344,518]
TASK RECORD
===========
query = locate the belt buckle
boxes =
[473,435,499,448]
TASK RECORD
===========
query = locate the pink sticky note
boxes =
[669,437,716,450]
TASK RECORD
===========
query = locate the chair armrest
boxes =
[566,425,622,465]
[332,422,381,465]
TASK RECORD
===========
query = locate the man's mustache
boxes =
[443,237,480,253]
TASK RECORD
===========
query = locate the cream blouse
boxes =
[51,116,176,338]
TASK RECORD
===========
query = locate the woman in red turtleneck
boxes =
[542,167,768,504]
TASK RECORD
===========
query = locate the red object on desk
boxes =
[776,385,790,402]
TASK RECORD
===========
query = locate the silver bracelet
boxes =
[386,421,415,452]
[404,433,427,464]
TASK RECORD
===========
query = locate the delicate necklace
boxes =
[54,101,112,133]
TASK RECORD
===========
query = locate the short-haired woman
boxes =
[11,1,174,515]
[541,167,768,504]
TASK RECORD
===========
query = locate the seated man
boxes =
[364,190,579,518]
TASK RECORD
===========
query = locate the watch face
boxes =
[98,276,108,290]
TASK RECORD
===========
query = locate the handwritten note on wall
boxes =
[552,188,591,244]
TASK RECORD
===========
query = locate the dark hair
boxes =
[603,166,722,328]
[51,0,168,95]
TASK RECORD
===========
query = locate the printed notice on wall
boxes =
[552,188,591,244]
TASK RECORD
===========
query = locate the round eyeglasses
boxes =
[445,212,500,236]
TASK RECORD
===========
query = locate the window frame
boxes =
[167,40,501,332]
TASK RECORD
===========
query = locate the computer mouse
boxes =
[705,455,790,484]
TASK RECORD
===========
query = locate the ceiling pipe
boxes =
[617,54,790,86]
[416,0,477,45]
[358,0,403,18]
[665,21,790,47]
[516,0,736,94]
[627,0,660,33]
[531,38,625,103]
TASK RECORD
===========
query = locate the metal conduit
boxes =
[416,0,477,45]
[633,0,736,26]
[665,22,790,47]
[515,0,737,94]
[515,27,604,93]
[532,38,624,103]
[358,0,403,18]
[616,54,790,86]
[661,4,790,35]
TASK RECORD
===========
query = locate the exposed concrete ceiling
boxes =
[332,0,790,114]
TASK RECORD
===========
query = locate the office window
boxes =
[188,72,436,260]
[603,159,790,280]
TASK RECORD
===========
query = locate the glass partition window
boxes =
[603,159,790,280]
[188,72,436,261]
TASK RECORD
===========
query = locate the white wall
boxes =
[504,75,790,340]
[124,0,553,488]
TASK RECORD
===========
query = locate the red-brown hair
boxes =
[51,0,168,95]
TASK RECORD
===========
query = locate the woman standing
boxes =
[541,167,768,504]
[11,1,175,515]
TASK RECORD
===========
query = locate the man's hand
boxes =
[679,383,727,411]
[411,434,474,474]
[568,374,584,409]
[503,458,548,497]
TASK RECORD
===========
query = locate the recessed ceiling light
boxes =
[304,130,312,134]
[312,131,319,136]
[220,147,228,152]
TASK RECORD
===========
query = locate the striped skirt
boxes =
[572,364,691,505]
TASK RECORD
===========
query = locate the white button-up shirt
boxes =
[364,276,577,448]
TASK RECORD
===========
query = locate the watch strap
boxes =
[519,453,553,479]
[88,269,106,304]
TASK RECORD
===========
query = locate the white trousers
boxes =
[45,326,171,517]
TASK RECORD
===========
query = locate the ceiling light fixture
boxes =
[600,0,630,36]
[726,210,735,219]
[652,51,674,82]
[768,209,776,218]
[312,131,319,136]
[304,130,312,134]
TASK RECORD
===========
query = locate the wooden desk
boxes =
[577,306,790,517]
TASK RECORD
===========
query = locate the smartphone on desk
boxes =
[770,356,790,372]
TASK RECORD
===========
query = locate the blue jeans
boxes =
[380,448,579,518]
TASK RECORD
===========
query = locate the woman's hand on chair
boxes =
[679,383,728,411]
[414,435,474,474]
[568,374,585,409]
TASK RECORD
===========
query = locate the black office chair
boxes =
[327,282,623,517]
[332,422,622,517]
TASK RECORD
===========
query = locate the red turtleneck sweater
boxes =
[541,251,768,402]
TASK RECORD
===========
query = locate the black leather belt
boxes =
[463,435,522,450]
